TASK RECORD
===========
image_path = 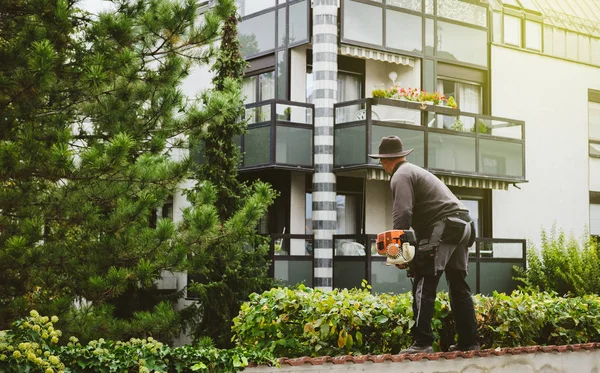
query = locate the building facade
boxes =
[178,0,600,295]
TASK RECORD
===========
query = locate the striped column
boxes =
[312,0,338,291]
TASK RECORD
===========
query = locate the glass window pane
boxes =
[338,72,363,102]
[276,103,312,124]
[425,19,434,55]
[479,118,523,139]
[239,12,276,57]
[479,139,523,177]
[289,1,308,45]
[566,31,578,60]
[492,11,502,43]
[386,10,422,52]
[371,261,413,294]
[371,104,422,125]
[387,0,421,12]
[553,28,565,58]
[371,126,424,167]
[278,7,286,48]
[438,0,487,27]
[274,260,312,287]
[242,76,257,104]
[579,35,591,63]
[428,133,476,173]
[591,204,600,235]
[335,101,366,124]
[543,25,553,53]
[276,126,312,166]
[503,15,521,46]
[334,261,366,289]
[592,38,600,65]
[457,82,482,114]
[525,20,542,50]
[259,72,275,101]
[274,237,312,255]
[425,0,433,14]
[238,0,275,17]
[334,125,366,166]
[305,193,312,234]
[336,195,361,235]
[424,59,434,91]
[437,22,487,66]
[590,102,600,140]
[244,126,271,166]
[343,0,382,45]
[277,50,287,99]
[590,143,600,156]
[244,102,271,124]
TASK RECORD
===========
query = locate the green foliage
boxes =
[0,311,276,373]
[0,0,274,345]
[233,285,600,357]
[514,228,600,296]
[371,89,390,98]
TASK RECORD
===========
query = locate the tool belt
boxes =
[409,211,475,277]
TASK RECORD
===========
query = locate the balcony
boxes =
[239,100,314,171]
[334,98,526,183]
[332,235,526,295]
[263,233,526,295]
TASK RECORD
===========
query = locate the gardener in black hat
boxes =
[369,135,480,354]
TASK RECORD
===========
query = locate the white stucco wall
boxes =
[491,46,600,247]
[365,59,421,97]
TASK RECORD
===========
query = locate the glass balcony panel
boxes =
[276,103,313,124]
[428,133,476,173]
[479,118,523,139]
[371,261,413,294]
[370,125,425,167]
[335,238,367,256]
[334,260,366,290]
[479,139,524,178]
[431,114,475,133]
[276,126,312,166]
[336,102,366,124]
[245,103,271,125]
[478,241,524,259]
[274,260,313,287]
[244,126,271,166]
[335,125,366,166]
[479,262,523,295]
[274,237,312,256]
[371,104,421,126]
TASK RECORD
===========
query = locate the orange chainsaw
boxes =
[376,229,417,266]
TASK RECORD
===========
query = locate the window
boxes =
[437,0,487,27]
[239,12,276,57]
[237,0,275,17]
[343,0,382,45]
[503,15,522,46]
[525,21,542,50]
[450,187,492,239]
[438,79,483,114]
[242,71,275,104]
[437,21,488,66]
[590,101,600,158]
[386,10,422,53]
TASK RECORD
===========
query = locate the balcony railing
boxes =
[240,99,314,171]
[332,234,526,295]
[334,98,526,182]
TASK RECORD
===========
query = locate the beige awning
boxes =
[366,169,510,191]
[340,44,415,67]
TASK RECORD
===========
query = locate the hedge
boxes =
[0,311,275,373]
[232,285,600,357]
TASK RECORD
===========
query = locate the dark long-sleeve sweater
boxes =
[390,161,466,238]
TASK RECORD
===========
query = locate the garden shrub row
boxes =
[0,311,275,373]
[232,285,600,357]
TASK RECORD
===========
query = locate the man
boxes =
[368,135,479,354]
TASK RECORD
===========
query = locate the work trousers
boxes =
[410,222,478,347]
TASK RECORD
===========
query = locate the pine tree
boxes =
[0,0,274,343]
[185,8,277,347]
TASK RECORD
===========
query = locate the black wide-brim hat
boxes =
[368,135,414,158]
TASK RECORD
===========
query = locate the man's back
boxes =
[390,162,466,237]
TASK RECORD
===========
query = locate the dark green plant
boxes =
[186,4,277,347]
[514,227,600,296]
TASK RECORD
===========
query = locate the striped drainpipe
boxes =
[311,0,338,290]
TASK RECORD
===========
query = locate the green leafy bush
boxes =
[0,312,276,372]
[514,228,600,296]
[233,285,600,357]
